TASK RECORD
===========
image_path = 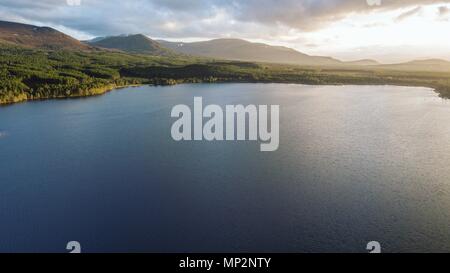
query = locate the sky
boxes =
[1,0,450,63]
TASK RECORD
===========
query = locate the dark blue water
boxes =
[1,84,450,253]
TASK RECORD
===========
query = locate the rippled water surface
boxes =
[1,84,450,252]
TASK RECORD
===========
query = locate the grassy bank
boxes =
[1,45,450,105]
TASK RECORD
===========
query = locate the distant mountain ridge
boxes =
[0,20,91,50]
[86,34,173,55]
[380,58,450,72]
[158,38,343,66]
[1,20,449,71]
[346,59,380,66]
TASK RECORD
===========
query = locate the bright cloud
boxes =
[0,0,449,62]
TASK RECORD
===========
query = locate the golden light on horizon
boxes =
[280,4,450,62]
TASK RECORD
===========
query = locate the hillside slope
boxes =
[381,59,450,72]
[159,38,342,66]
[0,20,91,50]
[88,34,173,55]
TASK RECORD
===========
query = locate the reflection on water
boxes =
[0,84,450,253]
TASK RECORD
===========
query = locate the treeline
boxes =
[0,46,199,104]
[1,45,450,105]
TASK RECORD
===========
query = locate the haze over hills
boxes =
[379,59,450,72]
[0,20,91,51]
[86,34,173,55]
[158,38,343,66]
[345,59,380,66]
[1,20,449,71]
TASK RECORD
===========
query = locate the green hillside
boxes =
[0,20,91,51]
[159,38,342,66]
[88,34,173,55]
[1,44,450,105]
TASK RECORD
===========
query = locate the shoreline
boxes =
[0,83,144,106]
[0,81,445,107]
[1,80,446,107]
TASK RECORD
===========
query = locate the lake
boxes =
[1,83,450,253]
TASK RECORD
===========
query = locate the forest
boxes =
[1,44,450,105]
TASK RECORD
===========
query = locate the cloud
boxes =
[0,0,449,38]
[229,0,450,31]
[0,0,234,38]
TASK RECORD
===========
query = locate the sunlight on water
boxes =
[1,84,450,253]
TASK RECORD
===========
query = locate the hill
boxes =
[158,38,342,66]
[380,59,450,72]
[87,34,173,55]
[2,44,450,105]
[345,59,380,66]
[0,20,91,50]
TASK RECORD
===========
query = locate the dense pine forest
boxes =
[1,44,450,105]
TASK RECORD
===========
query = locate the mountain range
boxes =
[1,20,450,71]
[86,34,173,55]
[0,20,91,51]
[157,38,344,66]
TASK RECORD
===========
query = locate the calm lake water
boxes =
[1,84,450,253]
